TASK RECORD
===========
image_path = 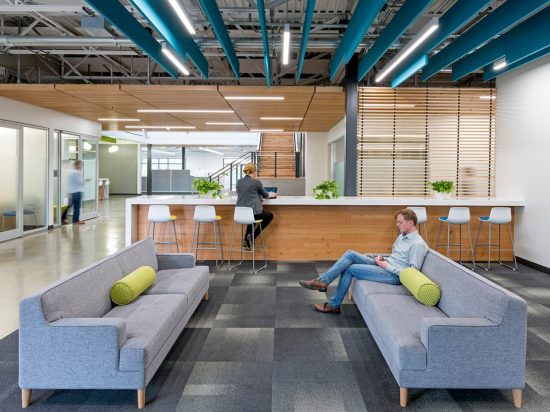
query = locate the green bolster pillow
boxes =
[111,266,156,305]
[399,267,441,306]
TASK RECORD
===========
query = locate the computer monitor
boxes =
[264,187,278,193]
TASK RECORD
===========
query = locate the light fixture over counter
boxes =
[125,125,196,130]
[97,118,140,122]
[137,109,234,113]
[224,96,285,101]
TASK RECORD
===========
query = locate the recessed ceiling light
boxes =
[125,125,196,129]
[137,109,234,113]
[98,118,140,122]
[224,96,285,101]
[206,122,244,125]
[167,0,196,35]
[260,116,303,121]
[250,129,284,132]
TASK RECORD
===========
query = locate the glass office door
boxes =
[22,127,48,232]
[0,125,20,241]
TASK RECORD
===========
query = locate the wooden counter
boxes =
[126,196,525,261]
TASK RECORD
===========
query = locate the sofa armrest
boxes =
[420,317,526,376]
[157,253,196,270]
[51,317,127,348]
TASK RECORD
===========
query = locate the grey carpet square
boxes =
[186,303,221,328]
[272,361,366,412]
[276,286,325,305]
[231,273,277,286]
[276,262,319,275]
[208,273,235,287]
[214,304,276,328]
[166,328,212,362]
[274,303,367,329]
[274,328,348,362]
[198,328,274,362]
[223,286,276,305]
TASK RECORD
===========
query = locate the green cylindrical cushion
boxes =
[399,267,441,306]
[110,266,156,305]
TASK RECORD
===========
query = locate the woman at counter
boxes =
[236,163,276,249]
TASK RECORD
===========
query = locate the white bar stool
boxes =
[191,205,224,268]
[407,206,429,246]
[227,206,267,273]
[474,207,517,271]
[435,207,475,268]
[147,205,179,252]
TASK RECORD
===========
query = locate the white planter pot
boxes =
[434,191,451,200]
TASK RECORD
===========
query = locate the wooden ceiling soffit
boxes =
[300,87,345,132]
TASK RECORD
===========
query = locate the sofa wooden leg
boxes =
[137,388,145,409]
[203,290,209,301]
[400,387,408,408]
[22,389,32,408]
[512,389,522,408]
[348,289,353,301]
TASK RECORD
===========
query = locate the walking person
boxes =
[299,208,429,313]
[62,160,87,225]
[236,163,276,249]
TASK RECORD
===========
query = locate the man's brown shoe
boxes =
[314,302,341,314]
[298,278,328,292]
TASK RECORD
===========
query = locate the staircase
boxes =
[257,133,296,178]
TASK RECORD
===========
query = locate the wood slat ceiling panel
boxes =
[301,87,345,131]
[0,84,121,120]
[219,86,315,131]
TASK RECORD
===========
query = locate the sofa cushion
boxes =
[421,250,510,323]
[146,266,209,304]
[111,266,157,305]
[104,294,187,370]
[400,267,441,306]
[365,294,447,371]
[353,279,410,306]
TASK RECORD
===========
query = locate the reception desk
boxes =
[125,196,525,261]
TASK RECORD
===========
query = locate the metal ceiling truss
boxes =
[0,0,549,87]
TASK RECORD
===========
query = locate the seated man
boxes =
[299,208,428,314]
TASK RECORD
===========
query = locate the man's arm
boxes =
[408,242,429,270]
[257,180,271,198]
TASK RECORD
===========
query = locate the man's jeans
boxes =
[318,250,400,308]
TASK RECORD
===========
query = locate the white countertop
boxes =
[126,195,525,207]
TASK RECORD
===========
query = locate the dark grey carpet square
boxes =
[274,328,348,362]
[231,273,277,286]
[198,328,274,362]
[214,304,276,328]
[223,286,276,305]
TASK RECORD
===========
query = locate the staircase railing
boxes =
[208,150,297,191]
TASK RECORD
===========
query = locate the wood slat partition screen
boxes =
[357,87,496,197]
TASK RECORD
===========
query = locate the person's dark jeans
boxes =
[62,192,82,223]
[244,211,274,243]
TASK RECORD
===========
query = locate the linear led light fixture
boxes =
[97,118,140,121]
[125,125,196,130]
[250,128,284,132]
[205,121,244,125]
[137,109,233,113]
[282,24,290,65]
[375,17,439,83]
[260,116,303,120]
[479,96,496,100]
[167,0,195,35]
[200,147,224,155]
[161,41,190,75]
[493,57,507,71]
[224,96,285,101]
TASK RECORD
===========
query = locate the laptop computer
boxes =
[264,186,278,193]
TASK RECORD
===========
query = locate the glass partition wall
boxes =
[0,121,47,241]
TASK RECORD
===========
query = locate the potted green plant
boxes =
[313,180,339,199]
[192,178,224,199]
[429,180,454,199]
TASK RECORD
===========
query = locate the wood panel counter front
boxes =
[125,196,525,261]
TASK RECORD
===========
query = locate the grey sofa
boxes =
[352,249,527,408]
[19,238,209,409]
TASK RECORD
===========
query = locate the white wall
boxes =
[0,96,102,226]
[496,55,550,267]
[305,118,345,194]
[99,144,140,194]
